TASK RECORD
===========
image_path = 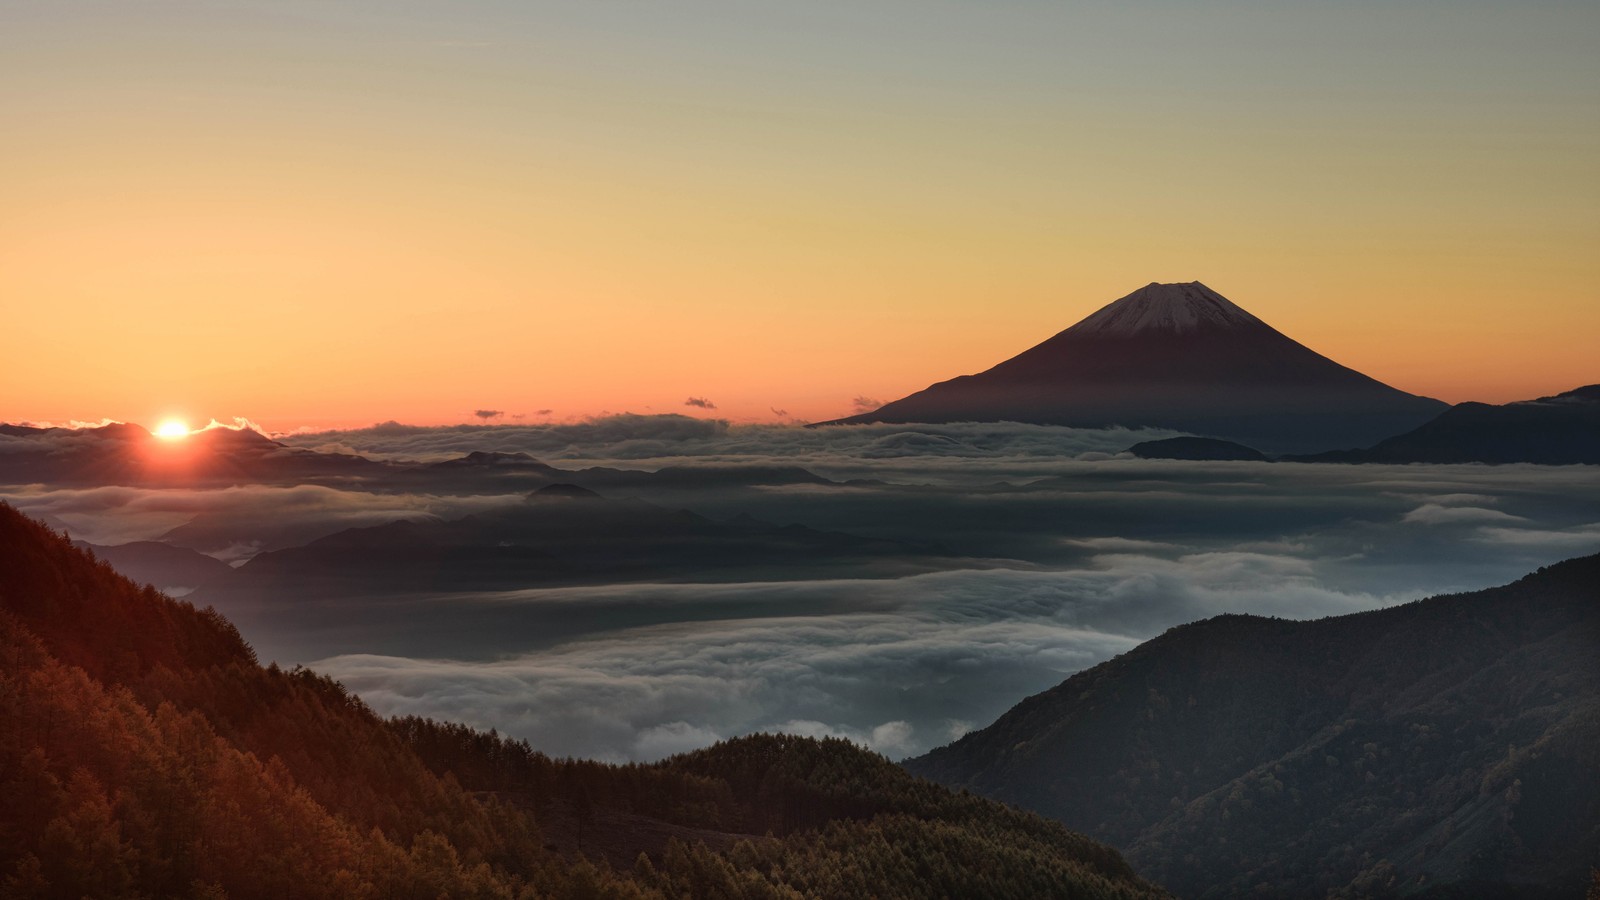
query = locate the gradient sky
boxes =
[3,0,1596,430]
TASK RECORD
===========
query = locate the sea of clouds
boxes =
[6,416,1599,762]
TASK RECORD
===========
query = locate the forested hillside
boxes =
[908,554,1600,898]
[0,503,1165,899]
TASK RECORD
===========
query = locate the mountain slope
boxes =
[905,555,1600,898]
[1293,384,1600,464]
[0,502,1166,899]
[830,282,1446,453]
[72,540,236,595]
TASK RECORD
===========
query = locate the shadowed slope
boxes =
[906,554,1600,898]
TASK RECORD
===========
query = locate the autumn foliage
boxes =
[0,504,1165,899]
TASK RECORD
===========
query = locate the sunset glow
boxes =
[2,1,1595,430]
[2,4,1597,894]
[153,419,190,440]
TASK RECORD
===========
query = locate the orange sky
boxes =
[3,1,1596,431]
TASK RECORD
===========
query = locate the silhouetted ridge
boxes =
[0,423,49,437]
[1125,436,1268,461]
[0,422,389,487]
[1291,383,1600,464]
[70,539,235,594]
[441,450,542,465]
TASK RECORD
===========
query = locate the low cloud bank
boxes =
[308,501,1600,764]
[6,422,1597,763]
[0,484,513,552]
[309,551,1411,762]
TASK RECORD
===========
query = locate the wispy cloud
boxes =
[1402,503,1526,525]
[851,395,882,414]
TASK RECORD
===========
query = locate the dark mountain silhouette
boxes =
[0,502,1167,898]
[905,555,1600,898]
[1292,385,1600,464]
[431,449,546,467]
[1126,436,1269,462]
[0,423,49,437]
[72,539,235,594]
[827,282,1447,454]
[0,422,389,486]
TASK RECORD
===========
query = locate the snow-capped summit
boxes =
[822,280,1449,454]
[1069,282,1265,336]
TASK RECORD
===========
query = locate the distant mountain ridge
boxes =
[828,281,1447,453]
[0,419,846,496]
[0,421,387,486]
[905,554,1600,898]
[1292,384,1600,464]
[72,539,234,595]
[1116,384,1600,465]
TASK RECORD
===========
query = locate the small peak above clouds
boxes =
[1068,281,1266,337]
[528,483,602,500]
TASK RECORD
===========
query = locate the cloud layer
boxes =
[7,419,1598,763]
[310,554,1393,763]
[279,415,1187,482]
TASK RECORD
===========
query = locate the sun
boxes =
[154,419,191,440]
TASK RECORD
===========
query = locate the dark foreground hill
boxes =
[826,282,1446,454]
[1292,385,1600,465]
[906,555,1600,898]
[71,539,236,595]
[0,503,1164,899]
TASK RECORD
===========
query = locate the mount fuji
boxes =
[827,281,1448,453]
